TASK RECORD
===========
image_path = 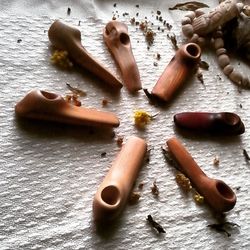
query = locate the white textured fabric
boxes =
[0,1,250,249]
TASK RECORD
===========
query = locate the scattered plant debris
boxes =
[101,152,107,157]
[17,39,22,43]
[66,83,86,97]
[134,110,153,129]
[167,33,178,50]
[138,182,144,189]
[161,147,181,171]
[151,180,159,196]
[50,50,73,69]
[101,98,111,107]
[147,215,166,233]
[175,172,192,192]
[207,222,240,237]
[64,94,81,107]
[213,155,220,166]
[67,7,71,15]
[153,62,158,66]
[169,2,209,11]
[193,191,204,204]
[197,70,204,85]
[243,149,250,161]
[116,136,124,147]
[199,60,209,70]
[129,191,141,204]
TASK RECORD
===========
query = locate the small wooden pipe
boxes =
[103,21,142,93]
[167,137,236,213]
[174,112,245,135]
[93,136,147,222]
[15,90,119,128]
[151,43,201,102]
[48,20,123,90]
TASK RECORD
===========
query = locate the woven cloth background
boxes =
[0,1,250,249]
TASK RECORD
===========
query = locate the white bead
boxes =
[181,17,191,25]
[218,54,230,68]
[182,24,194,38]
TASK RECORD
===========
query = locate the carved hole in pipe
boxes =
[120,33,130,45]
[101,185,120,206]
[216,181,234,199]
[40,91,59,100]
[222,113,239,126]
[186,44,200,57]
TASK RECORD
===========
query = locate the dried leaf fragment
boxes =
[207,222,240,237]
[199,60,209,70]
[134,110,152,129]
[243,149,250,161]
[151,180,159,196]
[169,2,209,11]
[176,173,192,192]
[129,191,141,204]
[147,215,166,233]
[167,33,178,50]
[66,83,86,97]
[51,50,73,69]
[213,155,220,166]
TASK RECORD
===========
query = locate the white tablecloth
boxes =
[0,1,249,249]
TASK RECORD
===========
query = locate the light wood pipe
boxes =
[93,136,147,222]
[103,21,142,93]
[48,20,123,90]
[151,43,201,102]
[15,90,119,128]
[167,137,236,213]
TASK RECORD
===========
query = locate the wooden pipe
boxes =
[48,20,123,90]
[151,43,201,102]
[103,21,142,93]
[174,112,245,135]
[15,90,119,128]
[93,136,147,222]
[167,137,236,213]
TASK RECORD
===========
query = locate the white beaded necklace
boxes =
[181,0,250,88]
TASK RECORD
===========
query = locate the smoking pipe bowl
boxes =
[167,137,236,213]
[15,90,119,128]
[93,136,147,222]
[48,20,122,89]
[103,20,142,93]
[151,43,201,102]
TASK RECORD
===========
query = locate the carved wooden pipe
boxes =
[167,137,236,213]
[174,112,245,135]
[103,21,142,93]
[15,90,120,128]
[151,43,201,102]
[93,136,147,222]
[48,20,122,90]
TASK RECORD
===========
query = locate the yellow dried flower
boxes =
[133,110,152,128]
[175,173,192,192]
[50,50,73,69]
[193,192,204,204]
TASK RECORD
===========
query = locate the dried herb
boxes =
[169,2,209,11]
[243,149,250,161]
[176,173,192,192]
[161,147,181,171]
[17,39,22,43]
[213,155,220,166]
[78,21,81,26]
[156,10,161,15]
[151,180,159,196]
[167,33,178,50]
[207,222,240,237]
[67,7,71,15]
[101,152,107,157]
[66,83,86,97]
[128,191,141,204]
[199,60,209,70]
[156,53,161,60]
[136,4,139,8]
[197,71,204,85]
[113,3,117,7]
[153,62,158,67]
[147,215,166,233]
[102,98,111,107]
[116,136,124,147]
[138,182,144,189]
